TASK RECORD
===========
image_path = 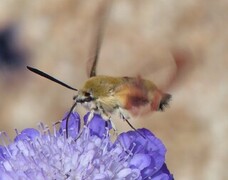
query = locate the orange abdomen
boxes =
[115,82,171,112]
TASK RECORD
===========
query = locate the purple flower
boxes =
[0,112,173,179]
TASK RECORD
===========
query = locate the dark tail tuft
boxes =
[159,93,172,111]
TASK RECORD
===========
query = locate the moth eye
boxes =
[109,88,114,93]
[84,92,91,97]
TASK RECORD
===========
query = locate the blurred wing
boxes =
[138,48,194,91]
[87,1,113,78]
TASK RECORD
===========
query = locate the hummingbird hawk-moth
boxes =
[27,2,172,138]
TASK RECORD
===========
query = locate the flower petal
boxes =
[84,113,111,138]
[59,112,80,138]
[0,145,8,160]
[0,111,173,179]
[14,128,40,142]
[151,163,174,180]
[116,168,133,178]
[116,128,171,178]
[130,153,151,170]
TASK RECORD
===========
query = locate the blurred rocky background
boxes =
[0,0,227,179]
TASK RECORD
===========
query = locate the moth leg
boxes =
[107,118,119,138]
[86,109,95,125]
[108,119,117,132]
[118,108,146,139]
[97,104,118,136]
[118,108,130,120]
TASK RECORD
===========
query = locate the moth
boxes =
[27,2,172,138]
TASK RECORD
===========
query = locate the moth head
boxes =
[73,90,94,104]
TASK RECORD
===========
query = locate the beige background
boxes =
[0,0,228,179]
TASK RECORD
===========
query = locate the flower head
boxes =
[0,112,173,179]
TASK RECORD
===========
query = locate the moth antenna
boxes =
[87,0,113,77]
[27,66,78,91]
